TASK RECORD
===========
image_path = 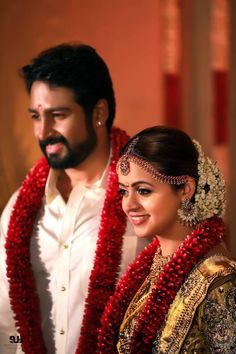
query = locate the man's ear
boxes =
[180,177,197,201]
[93,99,109,128]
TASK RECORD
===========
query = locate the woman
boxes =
[96,126,236,353]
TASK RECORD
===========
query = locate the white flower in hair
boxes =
[193,139,226,222]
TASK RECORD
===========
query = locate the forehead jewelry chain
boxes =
[117,137,188,185]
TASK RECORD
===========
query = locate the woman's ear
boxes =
[93,99,109,128]
[181,177,197,201]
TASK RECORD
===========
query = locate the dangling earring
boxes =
[177,199,199,227]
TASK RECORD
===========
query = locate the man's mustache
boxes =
[39,136,68,149]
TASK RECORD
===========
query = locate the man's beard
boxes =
[39,127,97,169]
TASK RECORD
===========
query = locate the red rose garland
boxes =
[96,216,225,353]
[76,128,129,353]
[5,127,129,354]
[5,158,49,354]
[97,237,160,352]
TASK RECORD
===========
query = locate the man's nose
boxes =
[37,118,53,140]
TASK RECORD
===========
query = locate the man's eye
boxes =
[30,114,40,121]
[52,113,66,119]
[137,188,151,195]
[118,188,128,197]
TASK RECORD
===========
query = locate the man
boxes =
[0,43,146,354]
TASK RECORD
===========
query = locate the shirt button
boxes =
[60,329,65,335]
[61,286,66,291]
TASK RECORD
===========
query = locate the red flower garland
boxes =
[96,237,160,352]
[6,158,49,354]
[5,127,129,354]
[96,217,225,353]
[76,128,129,353]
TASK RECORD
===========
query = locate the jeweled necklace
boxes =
[5,127,129,354]
[96,217,225,353]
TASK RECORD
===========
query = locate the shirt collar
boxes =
[45,150,111,204]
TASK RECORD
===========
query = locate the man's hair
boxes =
[20,43,116,132]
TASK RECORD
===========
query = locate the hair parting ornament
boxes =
[116,137,188,185]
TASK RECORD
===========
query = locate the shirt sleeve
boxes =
[0,190,24,354]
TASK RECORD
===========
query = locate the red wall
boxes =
[0,1,164,201]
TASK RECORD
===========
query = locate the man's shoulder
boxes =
[0,158,48,224]
[0,190,19,236]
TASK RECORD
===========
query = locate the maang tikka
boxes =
[117,137,139,176]
[116,137,188,185]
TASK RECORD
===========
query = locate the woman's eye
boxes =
[118,188,128,197]
[137,188,151,195]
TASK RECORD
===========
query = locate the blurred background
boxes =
[1,0,236,253]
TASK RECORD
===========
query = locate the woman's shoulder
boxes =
[196,260,236,354]
[157,253,236,353]
[197,250,236,284]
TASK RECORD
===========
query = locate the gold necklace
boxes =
[118,247,170,353]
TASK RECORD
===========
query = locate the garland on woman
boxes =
[96,216,225,353]
[5,127,129,354]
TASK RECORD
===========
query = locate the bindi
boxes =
[37,104,43,112]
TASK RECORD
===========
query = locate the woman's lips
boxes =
[129,215,149,225]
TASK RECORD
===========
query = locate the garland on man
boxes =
[5,127,129,354]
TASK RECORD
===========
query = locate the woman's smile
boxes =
[128,214,150,225]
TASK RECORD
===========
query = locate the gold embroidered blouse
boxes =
[117,252,236,354]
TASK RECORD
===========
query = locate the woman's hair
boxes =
[120,126,199,187]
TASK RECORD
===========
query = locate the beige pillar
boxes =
[181,0,214,156]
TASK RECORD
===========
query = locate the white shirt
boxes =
[0,165,148,354]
